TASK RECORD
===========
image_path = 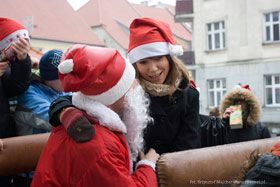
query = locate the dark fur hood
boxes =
[220,88,261,126]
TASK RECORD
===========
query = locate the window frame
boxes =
[263,10,280,43]
[207,78,227,108]
[206,21,226,51]
[264,74,280,107]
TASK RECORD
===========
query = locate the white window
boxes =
[265,74,280,106]
[208,79,226,108]
[207,21,225,50]
[264,11,280,42]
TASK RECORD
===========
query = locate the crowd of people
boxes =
[0,16,276,186]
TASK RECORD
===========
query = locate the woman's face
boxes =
[135,55,170,84]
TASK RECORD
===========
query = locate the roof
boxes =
[76,0,191,49]
[0,0,104,46]
[132,4,192,41]
[1,0,191,50]
[77,0,140,49]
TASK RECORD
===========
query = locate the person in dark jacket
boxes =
[15,49,72,136]
[48,17,201,154]
[127,17,200,154]
[0,17,32,186]
[237,142,280,186]
[221,84,271,143]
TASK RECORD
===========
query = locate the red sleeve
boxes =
[79,151,157,187]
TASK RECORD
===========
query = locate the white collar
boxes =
[72,92,127,133]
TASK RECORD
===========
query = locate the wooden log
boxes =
[0,133,50,176]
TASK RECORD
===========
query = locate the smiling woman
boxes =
[127,17,201,154]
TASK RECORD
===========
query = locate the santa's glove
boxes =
[60,107,95,143]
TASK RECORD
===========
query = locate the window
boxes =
[208,79,226,108]
[207,21,225,50]
[265,74,280,106]
[264,11,280,42]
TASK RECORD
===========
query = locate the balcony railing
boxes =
[178,51,195,65]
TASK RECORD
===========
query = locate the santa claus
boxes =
[31,44,159,187]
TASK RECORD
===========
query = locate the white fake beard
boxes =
[120,85,152,163]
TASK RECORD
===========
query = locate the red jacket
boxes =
[31,123,157,187]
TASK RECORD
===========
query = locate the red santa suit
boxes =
[31,112,157,187]
[31,44,157,187]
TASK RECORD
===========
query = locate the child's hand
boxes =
[10,38,30,61]
[0,61,9,77]
[222,107,233,119]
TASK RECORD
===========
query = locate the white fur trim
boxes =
[58,59,74,74]
[72,92,127,133]
[232,85,242,90]
[169,44,183,56]
[128,42,169,64]
[127,42,183,64]
[136,159,156,171]
[87,60,135,105]
[0,29,29,51]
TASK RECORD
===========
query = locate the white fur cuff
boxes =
[135,159,156,171]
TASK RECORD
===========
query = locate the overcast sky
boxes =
[67,0,176,11]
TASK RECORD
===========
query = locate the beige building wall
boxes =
[193,0,280,66]
[92,27,127,58]
[191,0,280,124]
[30,39,77,53]
[30,39,101,54]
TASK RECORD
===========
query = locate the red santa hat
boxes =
[232,84,251,91]
[127,17,183,64]
[58,44,135,105]
[0,17,30,51]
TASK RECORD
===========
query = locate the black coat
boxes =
[240,153,280,186]
[229,121,271,143]
[0,56,31,138]
[143,78,201,154]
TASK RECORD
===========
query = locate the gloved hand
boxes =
[60,107,95,142]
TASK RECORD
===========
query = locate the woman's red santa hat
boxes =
[232,84,251,91]
[58,44,135,106]
[0,17,30,51]
[127,17,183,64]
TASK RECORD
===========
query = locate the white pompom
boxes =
[232,85,242,90]
[58,59,74,74]
[169,44,183,56]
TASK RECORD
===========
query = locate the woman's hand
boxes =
[139,148,159,164]
[222,107,233,119]
[11,38,30,61]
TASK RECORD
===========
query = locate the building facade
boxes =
[176,0,280,125]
